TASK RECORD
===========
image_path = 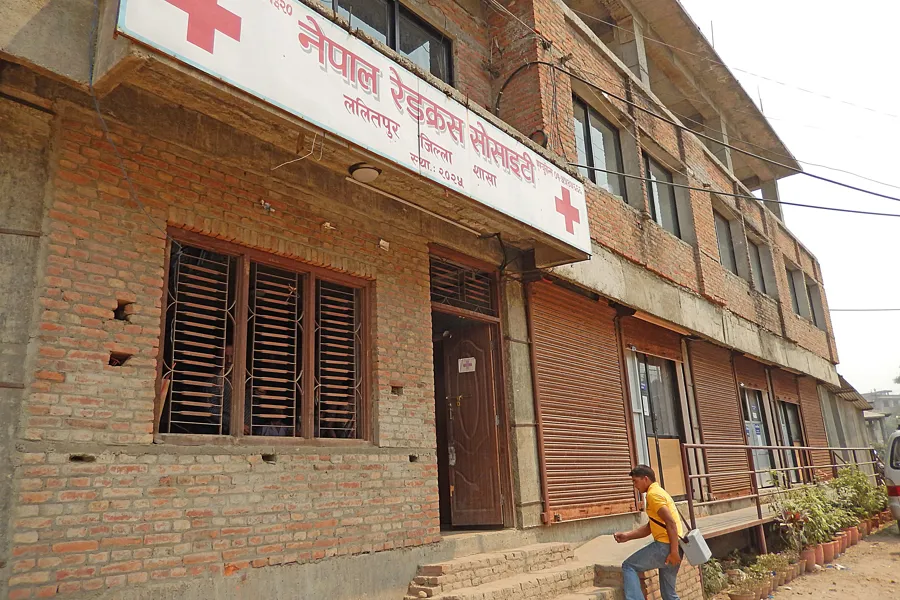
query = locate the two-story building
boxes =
[0,0,858,598]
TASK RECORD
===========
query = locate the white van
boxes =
[887,429,900,525]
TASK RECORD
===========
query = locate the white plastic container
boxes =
[680,528,712,565]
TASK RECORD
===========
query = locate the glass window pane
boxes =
[787,269,801,314]
[646,156,679,237]
[890,436,900,469]
[748,241,767,293]
[338,0,391,46]
[588,111,626,199]
[714,211,738,273]
[645,356,681,438]
[399,7,451,83]
[572,99,592,182]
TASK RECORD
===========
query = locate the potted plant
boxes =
[727,580,760,600]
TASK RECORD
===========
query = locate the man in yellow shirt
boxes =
[614,465,684,600]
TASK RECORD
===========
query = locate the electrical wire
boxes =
[567,7,900,122]
[488,5,900,193]
[829,309,900,313]
[571,162,900,218]
[499,60,900,205]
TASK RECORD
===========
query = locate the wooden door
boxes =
[443,324,503,526]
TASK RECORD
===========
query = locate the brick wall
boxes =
[7,102,444,598]
[640,561,703,600]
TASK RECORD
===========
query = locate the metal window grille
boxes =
[315,280,362,438]
[245,264,304,437]
[161,242,237,435]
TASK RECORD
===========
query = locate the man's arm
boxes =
[657,506,682,566]
[613,522,651,543]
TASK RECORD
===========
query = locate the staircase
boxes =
[403,542,622,600]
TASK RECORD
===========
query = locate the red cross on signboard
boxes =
[555,187,580,235]
[163,0,242,54]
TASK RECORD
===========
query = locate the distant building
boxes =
[864,411,891,446]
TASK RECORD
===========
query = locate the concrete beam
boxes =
[552,241,839,386]
[614,16,650,87]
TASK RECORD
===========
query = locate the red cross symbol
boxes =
[164,0,242,54]
[555,187,581,235]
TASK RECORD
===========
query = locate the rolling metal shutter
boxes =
[771,369,801,404]
[798,376,831,476]
[528,281,635,520]
[687,341,751,499]
[734,356,769,391]
[621,317,683,362]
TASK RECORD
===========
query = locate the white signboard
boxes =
[116,0,591,254]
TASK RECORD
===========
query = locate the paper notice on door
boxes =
[458,357,476,373]
[754,424,761,435]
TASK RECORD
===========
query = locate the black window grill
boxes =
[315,280,362,438]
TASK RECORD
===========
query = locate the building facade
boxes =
[1,0,851,598]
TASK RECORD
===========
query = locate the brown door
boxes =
[443,324,503,527]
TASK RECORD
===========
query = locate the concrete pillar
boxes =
[706,114,733,172]
[615,17,650,88]
[500,277,545,529]
[760,179,784,221]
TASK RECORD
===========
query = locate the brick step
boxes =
[405,561,594,600]
[550,586,622,600]
[406,542,576,597]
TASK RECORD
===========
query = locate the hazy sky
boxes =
[676,0,900,395]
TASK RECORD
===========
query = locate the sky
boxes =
[676,0,900,395]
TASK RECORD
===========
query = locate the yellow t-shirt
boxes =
[646,482,684,544]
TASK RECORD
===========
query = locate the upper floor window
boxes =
[572,96,626,199]
[322,0,452,84]
[748,240,768,294]
[644,154,680,238]
[713,210,738,274]
[805,278,825,328]
[159,236,366,440]
[786,266,803,315]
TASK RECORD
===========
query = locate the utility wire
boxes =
[567,7,900,121]
[571,163,900,218]
[498,60,900,205]
[830,309,900,313]
[491,9,900,193]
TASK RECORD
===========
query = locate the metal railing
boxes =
[679,442,877,530]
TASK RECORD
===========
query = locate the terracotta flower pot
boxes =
[796,561,803,578]
[775,571,785,587]
[728,592,757,600]
[800,549,815,572]
[850,526,859,545]
[823,540,835,563]
[859,521,868,538]
[814,543,824,566]
[780,567,793,584]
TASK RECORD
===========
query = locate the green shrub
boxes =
[701,558,729,598]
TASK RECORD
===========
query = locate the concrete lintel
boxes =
[552,242,839,387]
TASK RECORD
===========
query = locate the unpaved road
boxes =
[772,524,900,599]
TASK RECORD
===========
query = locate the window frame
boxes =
[155,229,371,446]
[786,266,804,316]
[805,278,825,328]
[322,0,453,85]
[572,95,627,200]
[643,153,681,238]
[747,238,768,295]
[713,209,738,274]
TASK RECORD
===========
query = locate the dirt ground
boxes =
[714,523,900,600]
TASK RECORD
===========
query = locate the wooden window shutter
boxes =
[160,242,237,435]
[245,263,304,436]
[315,279,362,438]
[429,257,496,316]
